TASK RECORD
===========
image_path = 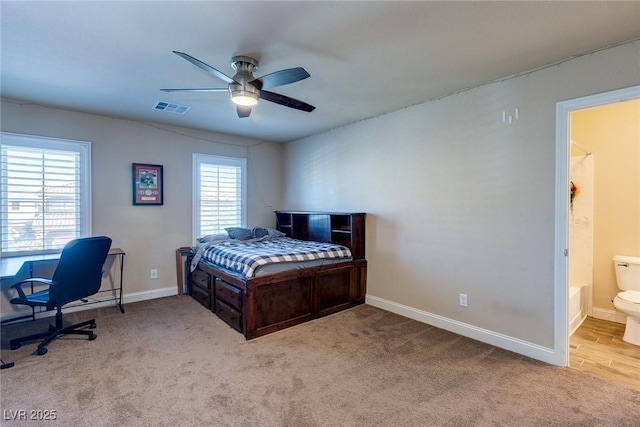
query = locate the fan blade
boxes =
[251,67,310,90]
[259,90,315,112]
[172,51,237,84]
[160,88,228,92]
[237,105,252,118]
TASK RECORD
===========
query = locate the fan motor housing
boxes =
[229,56,260,104]
[231,56,258,73]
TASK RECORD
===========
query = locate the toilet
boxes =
[613,255,640,346]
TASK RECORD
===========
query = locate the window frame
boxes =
[1,132,91,257]
[192,153,247,244]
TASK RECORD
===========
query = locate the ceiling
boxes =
[1,2,639,143]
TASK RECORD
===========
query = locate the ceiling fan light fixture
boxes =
[163,51,315,117]
[231,90,258,106]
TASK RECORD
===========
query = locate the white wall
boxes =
[569,154,594,290]
[0,101,283,315]
[283,41,640,357]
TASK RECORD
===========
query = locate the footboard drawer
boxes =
[215,279,243,310]
[189,268,212,310]
[190,284,212,310]
[191,268,210,288]
[216,299,243,332]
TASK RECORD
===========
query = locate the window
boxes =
[193,154,246,241]
[1,132,91,256]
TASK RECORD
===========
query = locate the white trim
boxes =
[192,153,247,244]
[0,132,92,255]
[554,103,570,367]
[120,286,178,303]
[0,286,178,323]
[554,85,640,367]
[592,306,627,324]
[192,154,199,246]
[366,295,557,364]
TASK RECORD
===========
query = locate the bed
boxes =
[188,212,367,339]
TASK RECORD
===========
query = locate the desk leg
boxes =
[117,254,125,313]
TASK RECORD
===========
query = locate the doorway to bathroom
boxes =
[554,85,640,374]
[570,98,640,327]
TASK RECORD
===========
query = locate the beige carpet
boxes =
[1,295,638,426]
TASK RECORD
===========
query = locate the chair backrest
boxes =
[48,236,113,309]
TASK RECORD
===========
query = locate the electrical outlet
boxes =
[150,269,158,279]
[459,293,468,307]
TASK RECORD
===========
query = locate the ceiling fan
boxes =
[161,51,315,118]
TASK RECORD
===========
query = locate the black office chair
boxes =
[9,236,112,355]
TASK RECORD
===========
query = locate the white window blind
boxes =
[193,154,246,240]
[1,132,90,256]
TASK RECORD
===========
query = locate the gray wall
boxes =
[0,101,283,315]
[282,41,640,354]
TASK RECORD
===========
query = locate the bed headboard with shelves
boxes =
[274,211,366,260]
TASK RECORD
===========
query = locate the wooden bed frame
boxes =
[191,258,367,339]
[188,211,367,339]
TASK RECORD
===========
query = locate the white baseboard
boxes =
[591,306,626,324]
[365,294,560,366]
[1,286,178,323]
[122,286,178,304]
[569,312,588,336]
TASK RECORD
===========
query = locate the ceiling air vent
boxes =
[153,101,191,114]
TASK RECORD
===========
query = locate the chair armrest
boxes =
[11,278,55,300]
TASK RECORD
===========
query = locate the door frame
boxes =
[554,85,640,366]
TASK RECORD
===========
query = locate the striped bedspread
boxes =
[200,237,352,279]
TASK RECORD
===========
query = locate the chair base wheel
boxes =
[90,322,97,329]
[89,333,97,341]
[37,347,48,356]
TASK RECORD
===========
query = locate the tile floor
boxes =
[570,316,640,390]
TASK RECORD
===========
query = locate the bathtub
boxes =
[569,284,587,335]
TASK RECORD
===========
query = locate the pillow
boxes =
[265,227,286,238]
[251,227,269,239]
[225,227,254,241]
[251,227,287,240]
[226,226,286,241]
[197,233,229,243]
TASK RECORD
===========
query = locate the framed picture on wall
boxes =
[132,163,163,205]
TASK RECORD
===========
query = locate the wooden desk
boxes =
[1,248,126,323]
[0,253,61,281]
